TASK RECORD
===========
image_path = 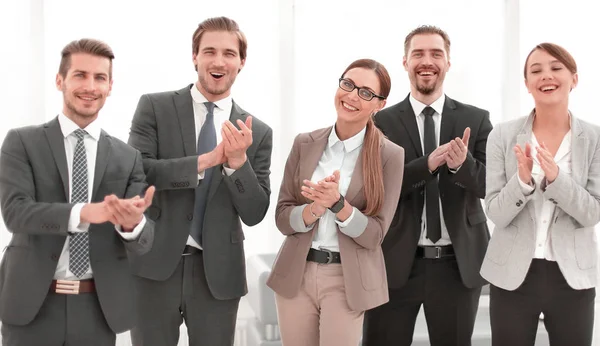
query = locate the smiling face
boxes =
[193,30,245,102]
[334,67,386,128]
[525,48,578,107]
[404,33,450,101]
[56,53,112,124]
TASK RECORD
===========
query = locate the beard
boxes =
[63,94,102,119]
[198,73,236,97]
[416,83,437,95]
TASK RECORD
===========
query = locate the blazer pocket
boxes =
[467,212,487,226]
[231,230,245,243]
[574,227,597,270]
[146,205,161,221]
[486,224,518,265]
[272,236,299,277]
[356,248,385,291]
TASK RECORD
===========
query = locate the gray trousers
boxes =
[131,251,240,346]
[1,291,115,346]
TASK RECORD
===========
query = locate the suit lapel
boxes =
[570,114,587,187]
[174,85,197,157]
[345,153,364,204]
[440,96,458,145]
[397,95,423,157]
[517,112,536,222]
[207,101,247,201]
[44,118,69,200]
[92,131,111,200]
[299,128,330,184]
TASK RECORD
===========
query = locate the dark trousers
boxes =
[131,251,240,346]
[363,256,481,346]
[1,292,115,346]
[490,259,595,346]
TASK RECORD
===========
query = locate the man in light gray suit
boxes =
[0,39,155,346]
[128,16,272,346]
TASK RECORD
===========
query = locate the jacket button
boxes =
[187,214,193,221]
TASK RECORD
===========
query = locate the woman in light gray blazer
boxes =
[482,43,600,346]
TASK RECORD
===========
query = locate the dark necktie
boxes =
[423,106,442,243]
[190,102,217,245]
[69,129,90,277]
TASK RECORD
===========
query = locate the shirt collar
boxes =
[409,93,446,118]
[328,125,366,152]
[58,113,101,141]
[190,83,232,112]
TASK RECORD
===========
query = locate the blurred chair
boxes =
[246,254,281,346]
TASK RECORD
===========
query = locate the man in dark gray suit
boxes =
[0,39,155,346]
[128,17,272,346]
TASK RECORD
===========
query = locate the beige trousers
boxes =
[275,262,363,346]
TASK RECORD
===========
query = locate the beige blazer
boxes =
[482,112,600,290]
[267,126,404,312]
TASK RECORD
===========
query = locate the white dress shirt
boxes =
[55,113,146,280]
[409,94,453,246]
[518,130,572,260]
[187,84,236,249]
[308,126,362,252]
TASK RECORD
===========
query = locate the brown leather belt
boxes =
[50,279,95,294]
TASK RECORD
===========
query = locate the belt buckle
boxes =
[436,246,442,259]
[319,247,334,264]
[55,280,80,295]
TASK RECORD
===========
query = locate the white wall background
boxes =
[1,0,599,276]
[2,0,600,345]
[0,0,600,344]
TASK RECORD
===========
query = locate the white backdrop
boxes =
[0,0,599,263]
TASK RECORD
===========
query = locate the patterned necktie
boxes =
[69,129,90,277]
[423,106,442,243]
[190,102,217,245]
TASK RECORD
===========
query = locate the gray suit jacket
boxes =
[482,112,600,290]
[128,85,272,300]
[0,117,154,333]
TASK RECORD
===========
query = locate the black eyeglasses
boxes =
[338,78,385,101]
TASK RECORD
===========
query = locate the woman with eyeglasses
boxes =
[482,43,600,346]
[266,58,404,346]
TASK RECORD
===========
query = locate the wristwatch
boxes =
[328,194,345,213]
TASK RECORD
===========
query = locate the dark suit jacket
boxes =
[375,94,492,289]
[128,84,272,300]
[0,117,154,333]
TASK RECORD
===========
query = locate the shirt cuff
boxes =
[290,204,315,233]
[448,165,462,174]
[115,216,147,240]
[69,203,89,233]
[198,170,205,180]
[518,175,536,195]
[222,165,236,176]
[335,208,356,228]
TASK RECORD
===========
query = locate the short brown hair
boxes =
[523,43,577,78]
[340,58,391,216]
[58,38,115,79]
[192,17,247,61]
[404,25,451,58]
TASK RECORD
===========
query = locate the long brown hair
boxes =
[341,59,391,216]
